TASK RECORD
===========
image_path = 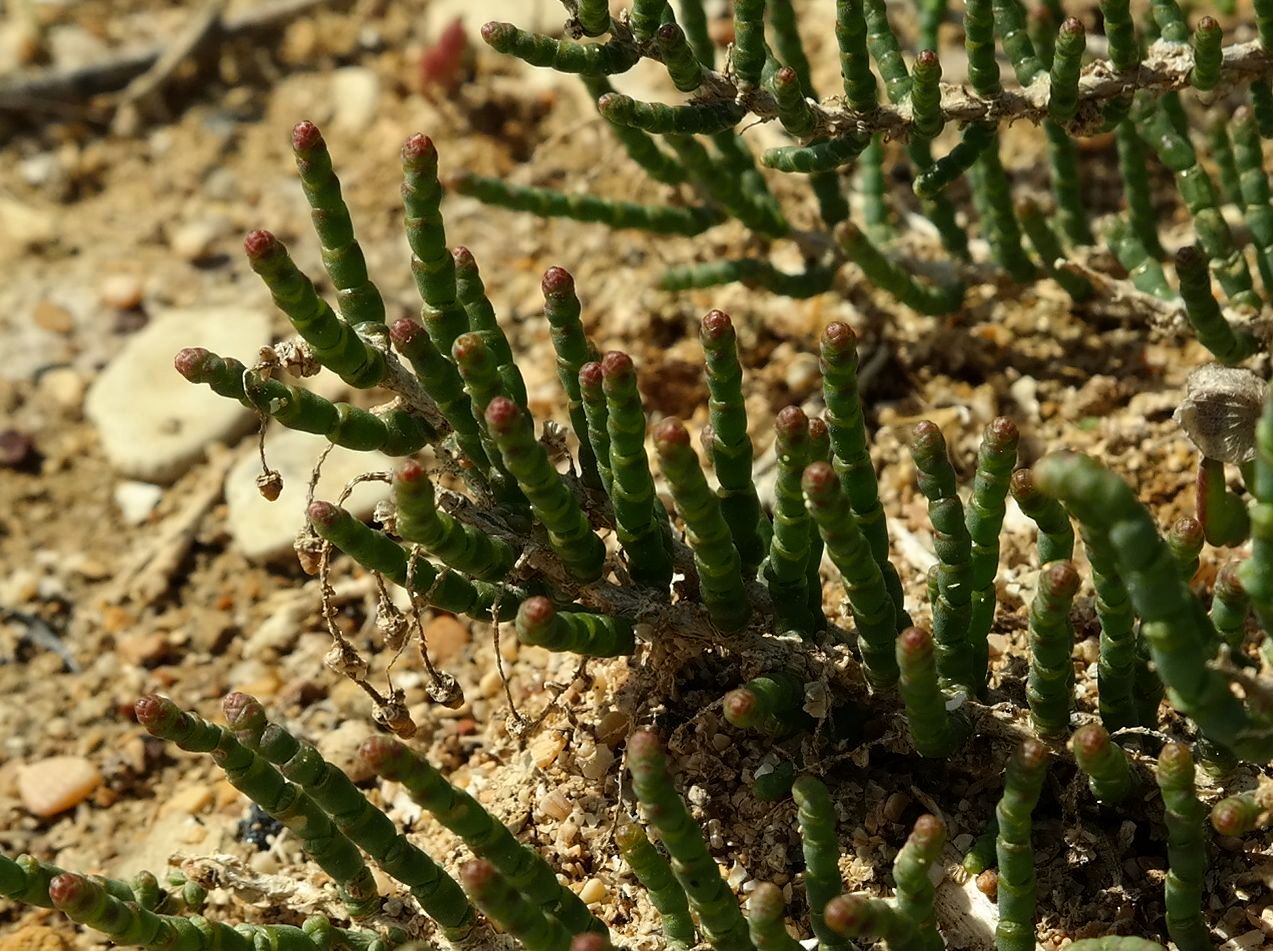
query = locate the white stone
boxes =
[330,67,381,134]
[114,480,165,525]
[225,426,392,563]
[85,307,271,483]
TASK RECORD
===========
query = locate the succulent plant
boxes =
[9,1,1273,948]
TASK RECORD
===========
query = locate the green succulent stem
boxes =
[723,670,810,737]
[1026,562,1080,738]
[616,824,695,949]
[893,815,947,951]
[460,860,574,951]
[484,397,606,583]
[308,501,522,620]
[746,883,802,951]
[701,310,768,575]
[221,693,477,940]
[601,351,675,589]
[242,230,385,389]
[1072,724,1135,804]
[135,696,381,919]
[966,419,1020,688]
[1156,743,1210,951]
[393,460,516,581]
[454,172,721,236]
[819,322,909,627]
[291,122,385,328]
[480,22,638,74]
[897,626,969,757]
[628,730,755,951]
[995,740,1050,951]
[804,461,899,688]
[792,776,849,950]
[362,736,603,936]
[655,418,751,633]
[515,596,635,657]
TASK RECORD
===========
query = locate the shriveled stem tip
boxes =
[775,405,808,435]
[542,265,574,295]
[801,459,838,493]
[307,500,340,527]
[401,133,437,165]
[243,229,278,259]
[484,395,521,433]
[291,120,323,152]
[821,320,857,350]
[700,308,734,339]
[173,347,210,380]
[653,417,691,446]
[601,350,634,377]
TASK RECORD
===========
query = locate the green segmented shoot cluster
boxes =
[1026,562,1080,738]
[804,460,899,688]
[701,310,768,573]
[655,417,751,633]
[220,693,478,940]
[601,351,674,589]
[48,58,1273,951]
[792,776,849,949]
[1038,452,1273,760]
[515,596,635,657]
[627,729,751,949]
[723,670,810,737]
[1071,723,1135,804]
[897,625,968,756]
[995,740,1050,951]
[485,396,607,583]
[362,735,603,936]
[615,824,695,949]
[1156,743,1210,951]
[135,696,381,919]
[308,501,520,621]
[910,421,976,693]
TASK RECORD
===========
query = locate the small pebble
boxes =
[578,878,607,905]
[33,301,73,334]
[114,480,164,525]
[426,614,470,663]
[0,430,37,469]
[539,789,571,821]
[170,222,218,262]
[39,368,85,411]
[160,784,214,817]
[529,731,567,770]
[18,756,101,818]
[98,273,144,311]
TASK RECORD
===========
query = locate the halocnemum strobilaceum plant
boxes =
[7,10,1273,943]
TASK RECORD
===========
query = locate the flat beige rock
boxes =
[85,307,271,483]
[225,426,394,563]
[18,755,100,818]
